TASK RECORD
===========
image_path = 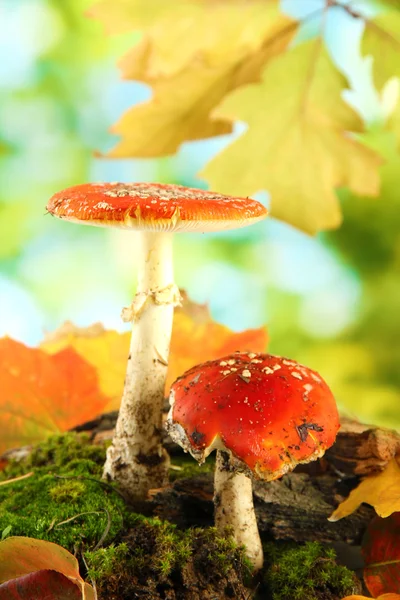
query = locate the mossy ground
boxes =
[263,541,361,600]
[0,433,360,599]
[0,433,126,552]
[86,524,252,599]
[0,433,250,598]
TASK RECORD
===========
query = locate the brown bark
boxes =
[1,413,388,546]
[148,469,374,545]
[325,416,400,475]
[71,413,396,544]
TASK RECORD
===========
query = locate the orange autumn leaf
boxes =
[329,457,400,521]
[167,300,268,391]
[342,595,400,599]
[0,337,110,454]
[41,322,130,413]
[362,514,400,598]
[41,297,268,411]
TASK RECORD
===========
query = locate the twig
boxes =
[333,0,400,48]
[54,511,103,528]
[54,508,113,550]
[92,507,111,551]
[81,552,98,600]
[0,471,34,486]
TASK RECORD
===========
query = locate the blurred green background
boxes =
[1,0,399,427]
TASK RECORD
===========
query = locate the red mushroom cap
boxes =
[167,352,339,480]
[46,182,267,232]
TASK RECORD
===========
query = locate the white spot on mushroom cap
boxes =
[310,373,322,383]
[282,359,298,367]
[291,372,303,380]
[93,201,113,210]
[99,182,262,206]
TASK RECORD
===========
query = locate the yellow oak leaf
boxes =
[120,3,296,81]
[88,0,171,35]
[89,0,297,157]
[41,299,268,411]
[106,63,233,158]
[362,11,400,89]
[89,0,297,79]
[329,457,400,521]
[202,39,381,234]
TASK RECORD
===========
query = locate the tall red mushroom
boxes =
[167,352,339,570]
[46,183,267,501]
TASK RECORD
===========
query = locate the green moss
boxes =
[86,543,130,579]
[263,541,359,600]
[0,433,127,552]
[49,481,86,503]
[22,433,105,471]
[85,523,251,599]
[3,433,357,599]
[198,526,253,578]
[0,433,237,595]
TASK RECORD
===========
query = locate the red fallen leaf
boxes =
[0,537,94,600]
[0,569,84,599]
[362,513,400,597]
[0,337,110,454]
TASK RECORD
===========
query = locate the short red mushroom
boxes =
[166,352,339,570]
[46,183,267,501]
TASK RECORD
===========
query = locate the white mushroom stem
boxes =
[103,231,181,501]
[214,450,263,571]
